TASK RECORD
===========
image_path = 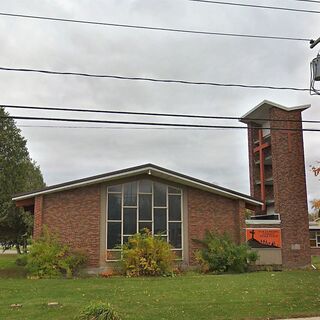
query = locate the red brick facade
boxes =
[245,104,311,268]
[187,187,246,264]
[34,195,43,239]
[31,182,251,269]
[270,108,310,268]
[34,185,101,267]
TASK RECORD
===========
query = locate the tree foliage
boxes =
[310,199,320,221]
[0,107,45,252]
[311,163,320,177]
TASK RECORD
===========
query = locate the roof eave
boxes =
[12,164,262,206]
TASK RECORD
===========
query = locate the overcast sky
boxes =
[1,0,319,206]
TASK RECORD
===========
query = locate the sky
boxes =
[0,0,319,207]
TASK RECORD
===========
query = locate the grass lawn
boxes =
[0,254,27,278]
[0,255,320,320]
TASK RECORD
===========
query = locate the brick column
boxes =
[236,200,247,244]
[270,107,310,268]
[33,195,43,238]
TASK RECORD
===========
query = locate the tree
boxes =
[0,107,45,253]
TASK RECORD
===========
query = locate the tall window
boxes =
[310,231,320,248]
[106,180,183,261]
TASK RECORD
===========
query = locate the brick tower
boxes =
[240,100,311,268]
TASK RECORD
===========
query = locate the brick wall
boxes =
[311,248,320,256]
[35,184,101,267]
[33,195,43,239]
[270,107,310,268]
[187,187,244,264]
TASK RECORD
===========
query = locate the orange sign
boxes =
[246,228,281,248]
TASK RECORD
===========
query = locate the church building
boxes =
[13,100,312,270]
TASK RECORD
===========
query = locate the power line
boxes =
[18,124,230,131]
[189,0,320,14]
[3,104,319,124]
[0,11,311,42]
[292,0,320,4]
[1,115,319,132]
[0,67,309,92]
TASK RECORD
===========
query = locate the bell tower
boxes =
[240,100,311,268]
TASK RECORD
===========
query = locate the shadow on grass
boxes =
[0,267,27,278]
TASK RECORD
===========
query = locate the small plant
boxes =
[121,230,175,277]
[15,255,28,266]
[77,302,122,320]
[26,226,87,278]
[99,270,113,278]
[194,231,258,273]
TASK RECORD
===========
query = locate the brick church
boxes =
[13,100,312,270]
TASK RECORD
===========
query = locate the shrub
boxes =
[77,302,122,320]
[15,255,28,266]
[121,230,175,277]
[26,227,87,278]
[194,231,258,273]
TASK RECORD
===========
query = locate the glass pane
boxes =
[139,222,152,233]
[139,194,152,220]
[108,184,121,192]
[310,231,316,239]
[106,250,121,261]
[169,222,182,248]
[310,240,317,247]
[139,179,152,193]
[154,182,167,207]
[168,186,181,194]
[155,235,167,242]
[123,208,137,235]
[317,236,320,243]
[108,194,121,220]
[154,208,167,234]
[123,236,130,245]
[107,222,121,249]
[169,195,181,221]
[124,182,137,206]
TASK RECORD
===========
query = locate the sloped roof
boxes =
[12,163,262,206]
[240,100,310,124]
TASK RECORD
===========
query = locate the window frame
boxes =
[310,230,320,248]
[106,180,183,262]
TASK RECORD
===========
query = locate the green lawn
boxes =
[0,254,27,278]
[0,255,320,320]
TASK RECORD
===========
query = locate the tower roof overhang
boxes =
[239,100,310,124]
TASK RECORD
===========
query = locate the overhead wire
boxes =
[188,0,320,14]
[1,115,319,132]
[0,12,311,42]
[0,67,309,92]
[2,104,319,124]
[17,124,231,131]
[291,0,320,3]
